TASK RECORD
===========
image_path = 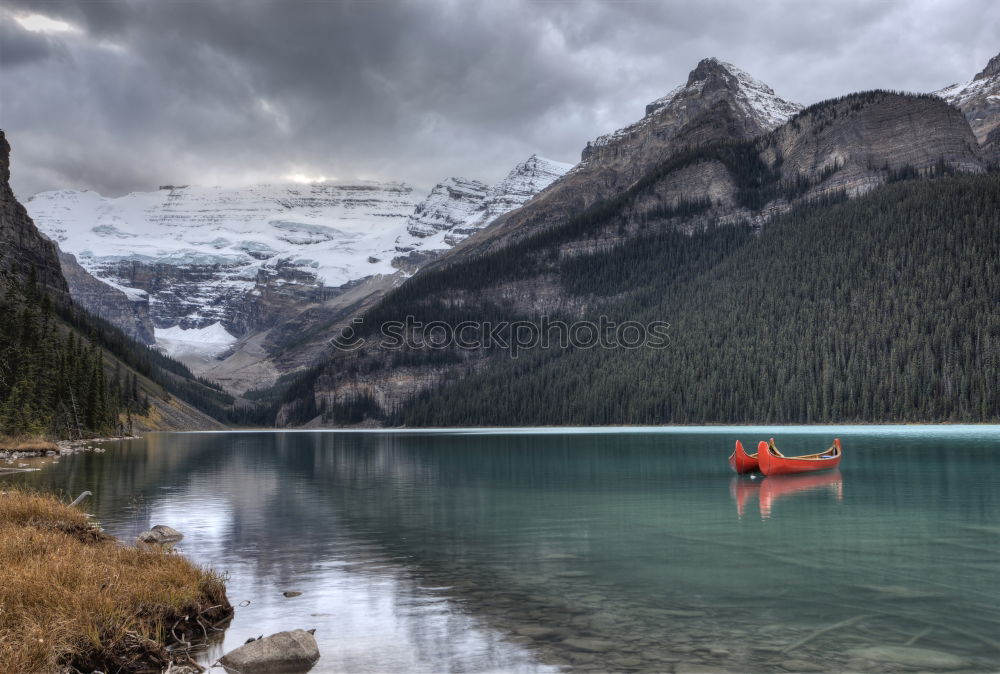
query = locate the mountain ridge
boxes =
[935,50,1000,147]
[273,78,992,426]
[587,57,802,157]
[435,57,803,266]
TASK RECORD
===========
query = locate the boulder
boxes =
[220,629,320,673]
[136,525,183,545]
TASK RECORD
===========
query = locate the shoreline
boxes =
[0,487,233,672]
[172,422,1000,435]
[1,436,139,458]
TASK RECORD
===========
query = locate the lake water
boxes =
[11,427,1000,672]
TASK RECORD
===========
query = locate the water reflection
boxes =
[730,471,844,519]
[12,429,1000,673]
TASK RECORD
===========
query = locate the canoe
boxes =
[728,440,759,474]
[757,438,842,476]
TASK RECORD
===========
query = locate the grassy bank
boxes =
[0,487,232,672]
[0,437,59,454]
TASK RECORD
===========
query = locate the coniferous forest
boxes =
[0,269,134,437]
[390,172,1000,426]
[0,261,266,439]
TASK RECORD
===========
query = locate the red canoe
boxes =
[728,440,759,474]
[757,438,842,476]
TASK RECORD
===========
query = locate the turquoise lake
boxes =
[11,427,1000,672]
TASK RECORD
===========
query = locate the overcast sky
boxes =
[2,0,997,199]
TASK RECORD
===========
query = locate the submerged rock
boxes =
[220,629,320,673]
[780,658,826,672]
[514,625,560,640]
[610,655,644,669]
[562,637,615,653]
[846,645,969,670]
[136,525,183,546]
[647,608,707,618]
[675,664,740,674]
[857,583,942,600]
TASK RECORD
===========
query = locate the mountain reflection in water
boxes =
[15,428,1000,673]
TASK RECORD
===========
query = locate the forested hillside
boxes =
[0,257,250,437]
[0,130,256,439]
[398,172,1000,425]
[0,268,142,437]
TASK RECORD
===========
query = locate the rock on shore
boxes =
[219,629,320,673]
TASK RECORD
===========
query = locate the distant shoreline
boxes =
[163,422,1000,434]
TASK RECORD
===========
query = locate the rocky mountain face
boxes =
[57,249,156,344]
[405,178,488,239]
[441,58,802,262]
[27,156,570,392]
[755,91,982,201]
[0,131,68,299]
[583,58,802,165]
[277,62,993,426]
[936,51,1000,150]
[405,156,573,246]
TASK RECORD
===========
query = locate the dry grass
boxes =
[0,487,232,673]
[0,437,59,453]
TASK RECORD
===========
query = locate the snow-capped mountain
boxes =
[26,157,571,353]
[29,181,422,291]
[583,57,801,160]
[448,57,802,263]
[406,178,489,239]
[406,155,573,245]
[935,52,1000,147]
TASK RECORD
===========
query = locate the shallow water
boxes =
[13,427,1000,672]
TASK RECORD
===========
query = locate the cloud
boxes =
[2,0,998,199]
[0,14,70,66]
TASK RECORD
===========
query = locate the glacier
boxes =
[27,156,572,358]
[154,322,238,359]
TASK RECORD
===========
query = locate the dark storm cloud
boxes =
[2,0,998,198]
[0,16,67,66]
